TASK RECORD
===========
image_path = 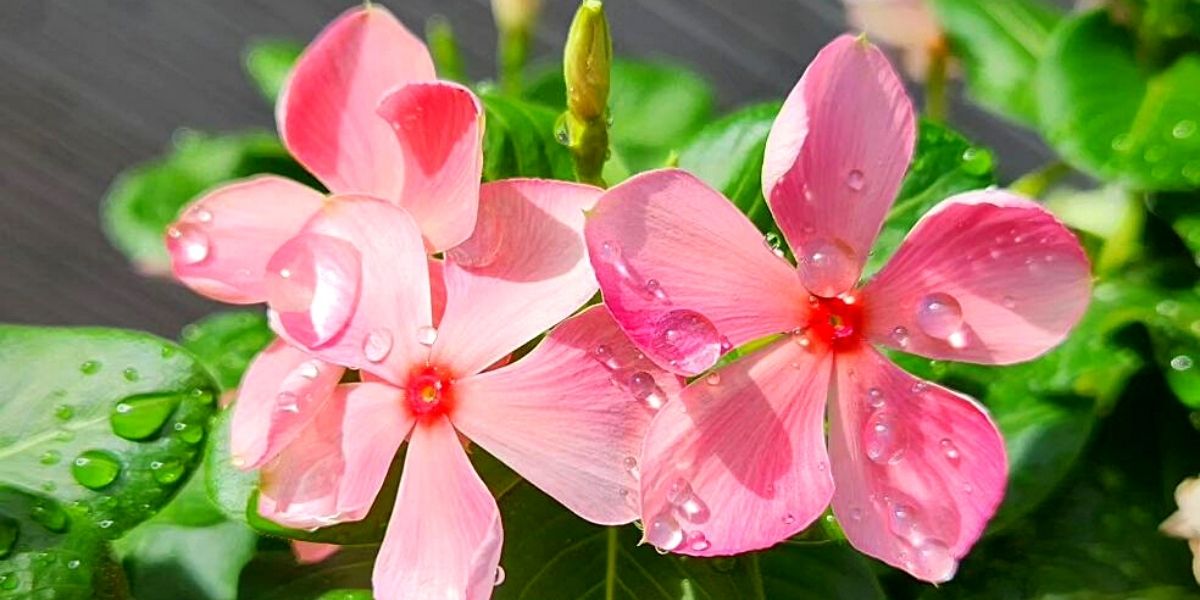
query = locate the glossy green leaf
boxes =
[113,517,255,600]
[243,40,303,104]
[930,0,1061,125]
[204,407,257,525]
[0,327,219,538]
[101,131,318,275]
[759,541,885,599]
[179,312,274,393]
[480,93,576,182]
[1036,10,1200,191]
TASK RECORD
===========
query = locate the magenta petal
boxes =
[829,346,1007,583]
[232,339,345,469]
[863,190,1092,364]
[278,5,436,199]
[292,541,340,564]
[374,417,503,600]
[432,180,602,376]
[585,169,807,376]
[377,82,484,252]
[265,233,362,348]
[638,338,834,556]
[454,306,676,525]
[166,176,325,304]
[762,35,916,297]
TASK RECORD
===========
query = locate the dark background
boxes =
[0,0,1058,337]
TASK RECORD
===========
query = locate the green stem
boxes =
[498,28,530,96]
[426,16,467,84]
[604,526,618,600]
[924,38,950,123]
[1011,161,1071,199]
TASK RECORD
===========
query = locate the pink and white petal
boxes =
[432,179,602,376]
[638,337,834,556]
[863,190,1091,364]
[257,382,411,529]
[829,346,1006,583]
[762,35,916,297]
[267,196,433,384]
[454,305,677,525]
[278,5,436,199]
[585,169,807,376]
[232,339,344,470]
[167,176,325,304]
[377,82,483,252]
[374,416,503,600]
[428,257,447,327]
[292,541,340,565]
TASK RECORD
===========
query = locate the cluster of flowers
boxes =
[165,6,1091,599]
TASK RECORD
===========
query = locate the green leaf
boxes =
[204,406,258,525]
[113,518,255,600]
[868,119,997,275]
[0,327,219,538]
[244,40,304,104]
[480,93,576,182]
[930,0,1062,125]
[237,543,376,599]
[1149,190,1200,266]
[179,312,274,392]
[677,102,781,235]
[759,541,885,599]
[101,131,318,274]
[1036,10,1200,191]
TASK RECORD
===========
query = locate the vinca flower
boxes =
[583,36,1091,582]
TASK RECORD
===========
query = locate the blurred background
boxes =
[0,0,1069,336]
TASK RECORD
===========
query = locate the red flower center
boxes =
[405,365,454,418]
[803,293,864,352]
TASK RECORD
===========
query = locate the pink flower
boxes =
[583,36,1091,582]
[166,5,483,307]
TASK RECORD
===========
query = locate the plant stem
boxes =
[1011,161,1071,199]
[925,38,950,123]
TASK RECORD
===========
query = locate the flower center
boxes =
[405,365,454,418]
[800,293,864,351]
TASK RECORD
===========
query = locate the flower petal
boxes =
[374,416,503,600]
[454,305,675,525]
[377,82,484,252]
[828,346,1006,583]
[258,382,411,529]
[268,196,433,384]
[232,339,345,469]
[638,337,833,556]
[432,180,601,376]
[278,5,435,198]
[585,169,807,376]
[762,35,916,297]
[167,176,325,304]
[428,258,447,328]
[292,541,340,564]
[863,190,1091,364]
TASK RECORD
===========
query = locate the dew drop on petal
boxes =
[914,538,957,582]
[864,411,906,464]
[889,326,910,348]
[651,310,722,374]
[940,438,961,465]
[592,344,621,370]
[265,234,362,349]
[298,361,320,380]
[415,326,438,347]
[667,478,710,524]
[628,371,666,410]
[362,329,393,363]
[705,372,721,386]
[645,509,684,552]
[494,566,506,587]
[276,392,300,413]
[645,279,670,303]
[166,224,210,266]
[846,169,865,191]
[687,531,711,552]
[916,293,964,340]
[797,238,858,297]
[867,387,885,409]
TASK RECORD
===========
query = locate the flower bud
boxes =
[491,0,541,34]
[564,0,611,122]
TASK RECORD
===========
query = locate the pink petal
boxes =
[432,180,602,376]
[454,305,676,525]
[292,541,340,564]
[584,169,807,376]
[377,82,484,252]
[166,176,325,304]
[278,5,436,199]
[428,258,447,327]
[232,339,345,469]
[828,346,1007,583]
[374,416,503,600]
[762,35,916,297]
[862,190,1091,364]
[637,337,834,556]
[258,382,411,528]
[267,196,433,384]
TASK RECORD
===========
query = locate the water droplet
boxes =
[1001,295,1017,309]
[66,559,80,570]
[798,238,858,297]
[298,361,320,379]
[911,381,929,394]
[889,326,910,348]
[783,514,796,525]
[1174,120,1197,139]
[705,372,721,386]
[72,450,121,490]
[79,360,100,375]
[791,327,812,349]
[415,326,438,347]
[867,387,885,408]
[687,531,711,551]
[276,392,300,413]
[1172,355,1194,371]
[645,509,684,552]
[887,500,918,538]
[363,329,394,363]
[623,456,640,480]
[122,367,140,382]
[265,234,363,348]
[628,371,666,410]
[29,500,68,533]
[151,459,185,484]
[864,411,906,464]
[651,309,722,375]
[494,566,505,586]
[592,344,621,370]
[110,393,180,440]
[960,147,993,176]
[846,169,865,191]
[193,208,213,223]
[54,405,74,421]
[667,478,710,523]
[39,450,61,465]
[940,438,961,464]
[98,520,114,529]
[915,293,964,341]
[0,572,17,591]
[1157,300,1181,317]
[764,232,783,253]
[166,223,210,265]
[645,279,670,303]
[850,508,863,521]
[174,421,204,445]
[914,538,957,582]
